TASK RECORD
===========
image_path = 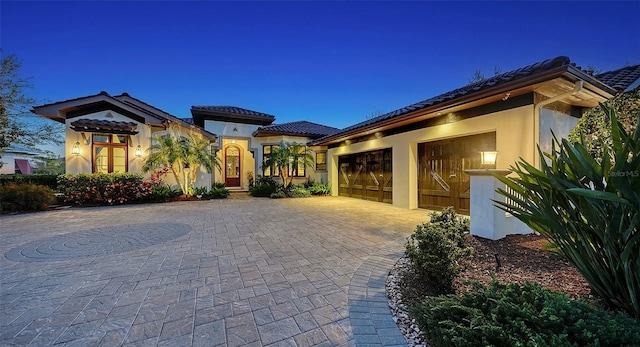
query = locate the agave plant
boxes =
[493,105,639,317]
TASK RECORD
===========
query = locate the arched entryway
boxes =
[225,145,241,187]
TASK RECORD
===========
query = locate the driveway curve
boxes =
[0,196,428,347]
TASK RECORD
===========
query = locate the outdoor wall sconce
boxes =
[135,145,142,158]
[72,141,81,156]
[480,151,498,168]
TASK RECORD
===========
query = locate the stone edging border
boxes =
[348,237,407,347]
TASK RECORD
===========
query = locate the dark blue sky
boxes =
[3,1,639,130]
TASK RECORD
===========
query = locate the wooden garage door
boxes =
[418,132,496,214]
[338,148,392,204]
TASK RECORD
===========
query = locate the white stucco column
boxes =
[465,169,518,240]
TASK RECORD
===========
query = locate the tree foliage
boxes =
[142,128,220,195]
[0,51,62,159]
[569,86,639,161]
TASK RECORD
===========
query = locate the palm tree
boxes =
[262,141,314,187]
[143,131,220,195]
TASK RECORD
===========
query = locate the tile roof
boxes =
[253,121,340,139]
[113,93,218,141]
[595,64,640,92]
[191,105,276,127]
[70,119,139,134]
[311,56,615,145]
[191,106,276,120]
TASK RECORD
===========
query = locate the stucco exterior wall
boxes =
[327,105,536,209]
[204,117,327,188]
[204,120,261,141]
[64,110,152,175]
[538,107,579,158]
[253,135,325,185]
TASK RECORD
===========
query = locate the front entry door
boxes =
[418,132,495,214]
[225,146,241,187]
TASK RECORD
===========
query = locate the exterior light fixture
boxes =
[135,145,142,157]
[72,141,81,156]
[480,151,498,168]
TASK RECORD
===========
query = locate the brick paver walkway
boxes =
[1,196,428,346]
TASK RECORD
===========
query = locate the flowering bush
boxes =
[58,169,168,205]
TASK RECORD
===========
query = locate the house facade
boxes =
[191,106,338,189]
[310,57,640,212]
[32,92,218,189]
[32,94,338,191]
[31,57,639,211]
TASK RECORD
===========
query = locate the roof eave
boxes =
[312,65,615,146]
[191,108,275,126]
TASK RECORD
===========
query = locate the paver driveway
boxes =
[1,196,429,346]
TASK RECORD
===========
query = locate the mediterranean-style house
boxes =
[32,92,218,189]
[32,56,640,215]
[31,93,339,190]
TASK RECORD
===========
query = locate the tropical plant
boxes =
[262,141,314,187]
[287,186,311,198]
[248,175,280,197]
[494,105,639,317]
[207,183,230,199]
[142,129,220,196]
[309,181,331,195]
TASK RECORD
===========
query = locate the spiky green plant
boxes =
[494,105,639,317]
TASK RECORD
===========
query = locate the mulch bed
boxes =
[399,233,593,308]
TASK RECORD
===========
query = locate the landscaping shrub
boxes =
[149,184,180,201]
[287,186,311,198]
[193,186,208,197]
[494,106,640,317]
[57,171,164,205]
[206,183,230,199]
[270,191,286,199]
[249,175,280,197]
[0,174,59,190]
[309,181,331,195]
[405,207,473,294]
[409,281,640,347]
[0,183,56,213]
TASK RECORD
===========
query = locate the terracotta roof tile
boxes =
[70,119,138,134]
[191,106,276,120]
[311,56,596,145]
[253,121,340,138]
[595,64,640,92]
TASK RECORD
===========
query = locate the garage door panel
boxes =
[418,133,495,214]
[338,149,392,204]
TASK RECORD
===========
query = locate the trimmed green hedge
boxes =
[0,174,59,190]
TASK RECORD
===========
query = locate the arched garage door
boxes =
[338,148,392,204]
[418,132,496,214]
